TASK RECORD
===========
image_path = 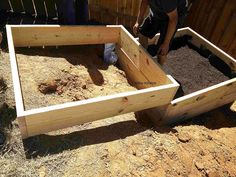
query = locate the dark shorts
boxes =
[139,14,186,56]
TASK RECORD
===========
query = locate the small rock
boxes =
[178,132,191,143]
[82,84,87,89]
[195,161,204,171]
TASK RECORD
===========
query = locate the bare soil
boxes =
[0,48,236,177]
[163,46,229,96]
[16,45,136,110]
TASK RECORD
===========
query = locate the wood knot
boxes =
[122,97,128,102]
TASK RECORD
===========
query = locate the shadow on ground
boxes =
[15,45,108,86]
[22,104,236,158]
[23,119,149,158]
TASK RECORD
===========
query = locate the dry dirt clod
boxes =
[195,161,204,171]
[38,81,58,94]
[177,132,191,143]
[73,94,86,101]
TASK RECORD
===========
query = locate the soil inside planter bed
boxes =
[163,46,230,98]
[15,45,137,111]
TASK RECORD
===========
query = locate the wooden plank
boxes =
[218,12,236,52]
[210,0,236,45]
[44,0,57,18]
[116,47,152,89]
[100,0,117,24]
[10,0,24,13]
[6,25,25,115]
[187,28,236,72]
[228,36,236,59]
[204,0,225,39]
[34,0,46,17]
[18,116,28,139]
[119,26,172,85]
[162,78,236,124]
[20,80,178,138]
[11,25,120,47]
[22,0,35,15]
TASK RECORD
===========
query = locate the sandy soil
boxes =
[163,46,229,96]
[0,48,236,177]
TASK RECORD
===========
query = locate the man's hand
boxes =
[159,43,169,56]
[133,22,140,36]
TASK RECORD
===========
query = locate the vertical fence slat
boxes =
[218,12,236,52]
[45,0,57,18]
[34,0,46,17]
[22,0,35,15]
[10,0,24,13]
[210,0,236,45]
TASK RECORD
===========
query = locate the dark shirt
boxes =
[149,0,188,20]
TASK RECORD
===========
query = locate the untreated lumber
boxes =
[11,25,120,47]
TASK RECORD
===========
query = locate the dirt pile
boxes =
[163,46,229,96]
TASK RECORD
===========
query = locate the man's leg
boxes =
[156,21,168,65]
[139,33,148,49]
[139,15,157,50]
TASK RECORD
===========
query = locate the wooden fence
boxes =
[186,0,236,59]
[0,0,58,19]
[89,0,236,59]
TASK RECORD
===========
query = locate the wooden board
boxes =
[163,78,236,124]
[11,25,120,47]
[22,0,35,15]
[6,26,25,116]
[119,26,169,86]
[34,0,46,17]
[6,25,178,138]
[19,81,178,138]
[116,47,152,89]
[10,0,24,13]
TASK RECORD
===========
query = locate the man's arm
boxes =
[133,0,149,35]
[159,8,178,55]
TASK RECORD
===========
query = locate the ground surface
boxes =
[163,46,229,96]
[0,48,236,177]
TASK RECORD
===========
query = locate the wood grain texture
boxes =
[11,25,120,47]
[21,83,178,138]
[163,78,236,124]
[119,26,168,86]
